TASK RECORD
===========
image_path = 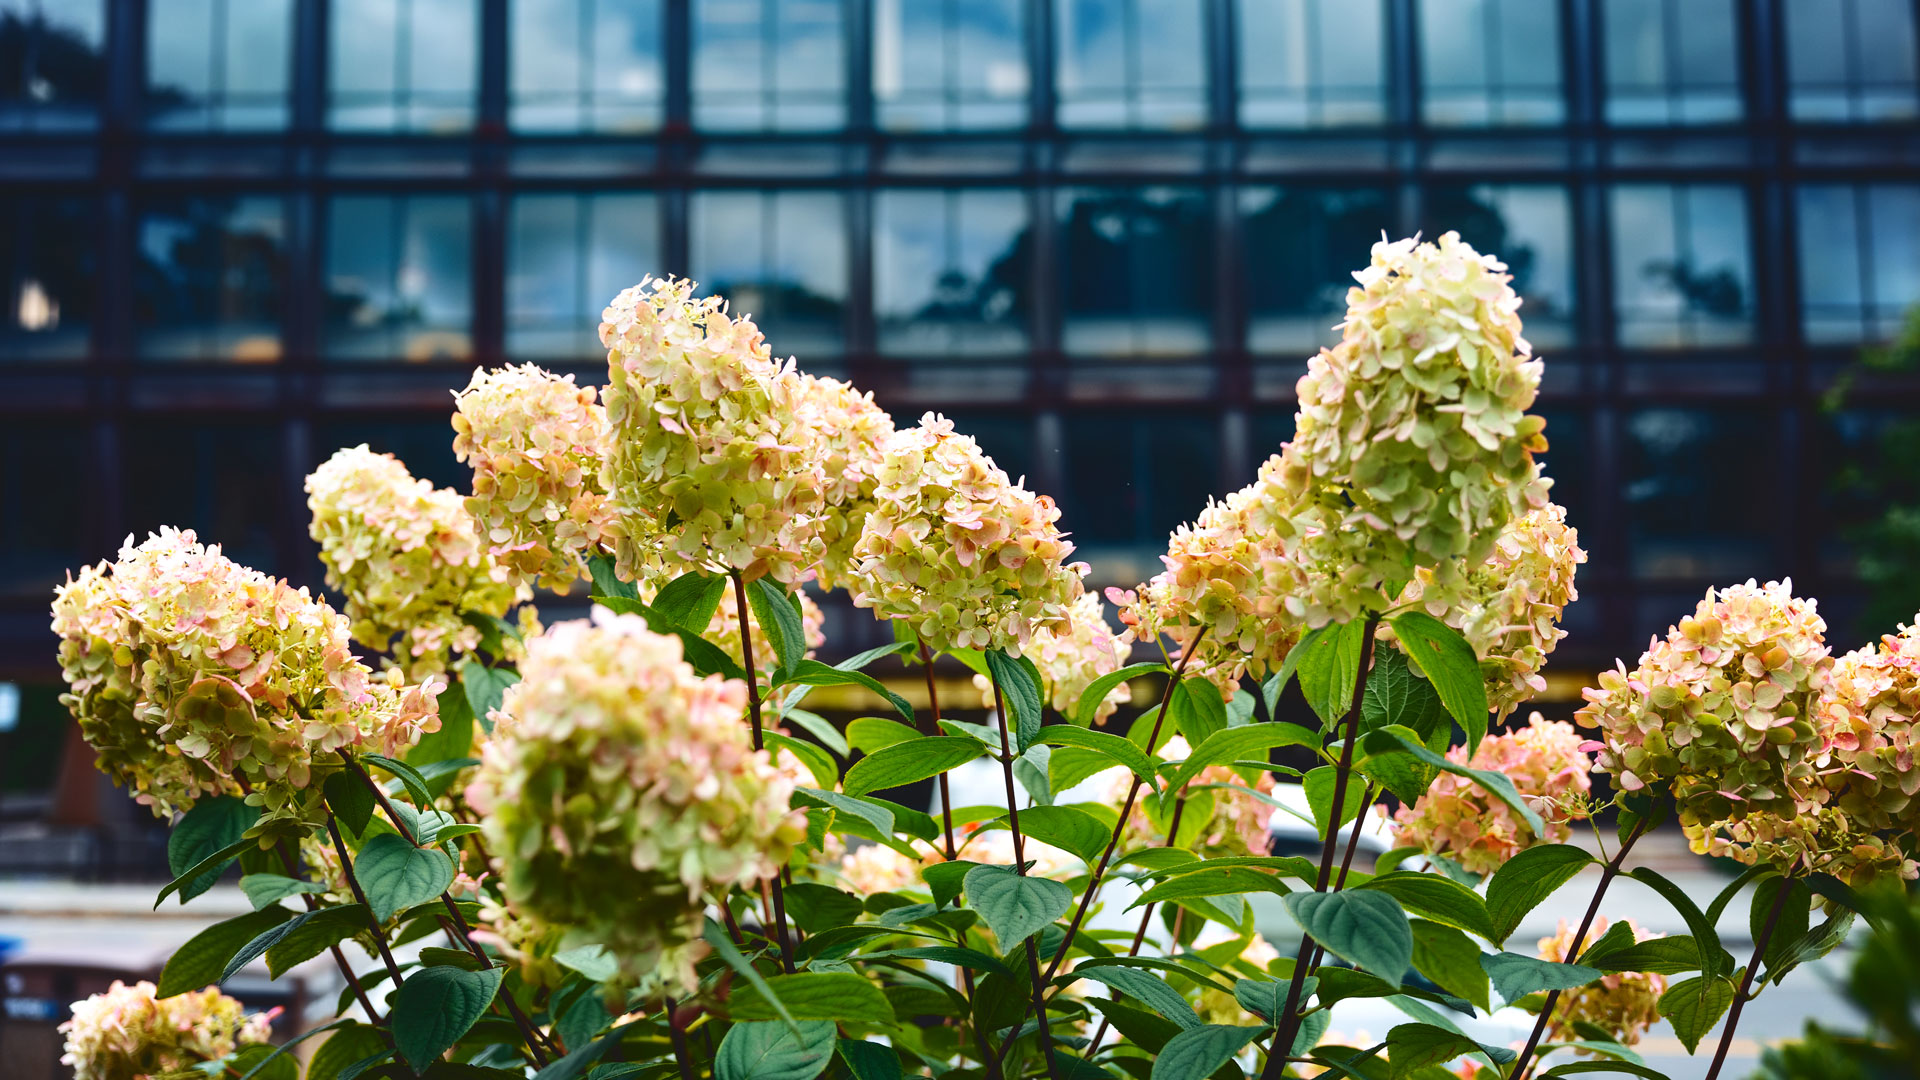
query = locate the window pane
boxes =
[1603,0,1741,125]
[1625,408,1777,578]
[325,195,473,361]
[1609,185,1753,347]
[1427,185,1577,347]
[1061,188,1211,356]
[329,0,478,132]
[1242,186,1388,354]
[875,189,1030,358]
[0,420,89,596]
[693,0,845,132]
[125,421,283,574]
[1796,184,1920,343]
[0,0,105,131]
[137,196,287,362]
[1238,0,1386,128]
[1060,411,1219,554]
[0,195,93,360]
[510,0,663,132]
[875,0,1026,131]
[1057,0,1207,130]
[1787,0,1920,121]
[1420,0,1564,127]
[507,192,661,358]
[690,191,847,357]
[147,0,293,130]
[316,419,466,492]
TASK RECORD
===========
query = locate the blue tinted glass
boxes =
[329,0,478,132]
[875,189,1030,357]
[508,193,661,358]
[1237,0,1387,128]
[147,0,293,130]
[1603,0,1741,125]
[137,196,287,361]
[1427,185,1577,347]
[1625,408,1777,578]
[1057,0,1206,130]
[0,0,104,131]
[0,421,89,596]
[693,0,845,131]
[1061,188,1211,356]
[690,190,847,358]
[325,195,473,361]
[1610,185,1753,347]
[1241,186,1389,353]
[1788,0,1920,121]
[1420,0,1564,127]
[510,0,663,132]
[1797,184,1920,343]
[316,420,467,492]
[874,0,1027,131]
[0,195,93,360]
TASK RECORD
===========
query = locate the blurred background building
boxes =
[3,0,1920,846]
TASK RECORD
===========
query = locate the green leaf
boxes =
[1129,866,1290,910]
[354,834,455,922]
[785,659,916,725]
[1304,766,1370,834]
[746,576,808,679]
[1358,872,1495,942]
[1297,619,1369,727]
[307,1025,390,1080]
[1541,1064,1672,1080]
[154,836,257,909]
[1765,909,1853,987]
[714,1020,838,1080]
[1752,876,1812,976]
[556,943,619,983]
[1284,890,1413,982]
[1629,867,1730,979]
[239,874,325,911]
[1657,975,1734,1054]
[1361,647,1450,739]
[859,946,1016,981]
[408,680,475,766]
[1035,726,1159,787]
[1070,966,1202,1031]
[585,554,638,600]
[324,770,377,836]
[1087,996,1181,1054]
[963,863,1072,946]
[1480,951,1601,1004]
[1387,612,1489,755]
[1168,679,1228,744]
[847,716,919,754]
[1485,845,1594,946]
[390,964,504,1072]
[157,907,294,997]
[592,594,747,680]
[266,904,372,978]
[1148,1024,1266,1080]
[921,861,977,910]
[703,920,800,1034]
[1384,1023,1515,1078]
[794,787,894,837]
[419,946,489,972]
[167,796,259,905]
[766,732,840,790]
[837,1039,904,1080]
[729,972,896,1024]
[1164,722,1318,794]
[1264,622,1331,716]
[651,569,730,631]
[459,661,521,733]
[532,1025,627,1080]
[1361,726,1545,839]
[229,1041,301,1080]
[784,882,865,933]
[842,737,982,797]
[222,909,319,984]
[360,753,434,807]
[1074,662,1168,726]
[1582,936,1705,976]
[985,649,1044,752]
[1010,804,1113,865]
[1409,920,1491,1012]
[783,708,849,757]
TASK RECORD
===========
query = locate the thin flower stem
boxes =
[665,999,698,1080]
[727,570,796,974]
[1702,875,1793,1080]
[320,811,408,987]
[917,639,961,860]
[989,675,1061,1080]
[1262,617,1379,1080]
[1503,818,1648,1080]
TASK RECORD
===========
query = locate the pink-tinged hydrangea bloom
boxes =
[307,444,527,677]
[1108,736,1277,859]
[1392,713,1594,875]
[60,980,275,1080]
[702,587,826,676]
[976,589,1134,724]
[50,529,442,817]
[599,276,829,586]
[793,372,897,592]
[850,412,1081,654]
[1537,918,1667,1047]
[1279,233,1549,627]
[466,607,806,995]
[1392,501,1584,721]
[1577,580,1831,866]
[828,827,1076,897]
[452,363,614,592]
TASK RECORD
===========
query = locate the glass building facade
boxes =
[4,0,1920,695]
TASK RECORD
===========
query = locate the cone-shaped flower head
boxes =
[1391,501,1585,722]
[307,444,526,677]
[1391,712,1594,875]
[466,607,806,995]
[599,276,829,586]
[452,363,614,592]
[50,529,441,817]
[794,371,897,592]
[850,412,1081,654]
[1280,232,1549,626]
[975,587,1134,724]
[1577,579,1832,866]
[61,980,274,1080]
[1536,918,1666,1047]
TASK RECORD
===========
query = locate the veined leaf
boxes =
[985,649,1044,752]
[714,1020,838,1080]
[1164,722,1318,793]
[166,796,258,905]
[963,864,1071,946]
[1362,725,1545,839]
[1149,1024,1266,1080]
[728,972,896,1024]
[746,576,808,679]
[353,834,455,922]
[1035,726,1159,787]
[1074,662,1168,726]
[1480,952,1601,1004]
[390,964,504,1071]
[1485,845,1594,946]
[1387,612,1488,755]
[1008,804,1112,865]
[1284,890,1412,983]
[842,737,982,797]
[650,569,729,632]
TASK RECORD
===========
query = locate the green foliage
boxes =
[842,737,983,796]
[354,834,456,922]
[1484,845,1594,946]
[1386,612,1489,755]
[964,864,1071,947]
[714,1021,837,1080]
[166,797,258,905]
[390,964,505,1071]
[1285,890,1414,983]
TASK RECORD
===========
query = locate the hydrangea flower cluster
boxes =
[1108,736,1277,859]
[1279,232,1549,626]
[60,980,274,1080]
[1577,580,1831,863]
[453,363,615,592]
[51,529,441,816]
[702,587,826,674]
[1393,501,1585,721]
[795,372,897,591]
[851,412,1082,653]
[599,276,830,586]
[307,444,526,677]
[1536,918,1668,1047]
[975,588,1134,723]
[1391,713,1594,876]
[466,607,806,994]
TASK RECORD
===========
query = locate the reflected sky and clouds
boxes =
[510,0,663,132]
[329,0,478,132]
[1610,185,1754,348]
[1602,0,1740,125]
[326,195,474,361]
[1057,0,1206,130]
[873,0,1026,131]
[1788,0,1920,121]
[875,188,1029,357]
[691,190,847,355]
[693,0,844,131]
[508,193,661,358]
[1798,184,1920,344]
[1237,0,1386,128]
[1420,0,1563,127]
[146,0,292,130]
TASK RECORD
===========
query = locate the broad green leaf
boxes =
[1304,765,1370,834]
[1485,845,1594,946]
[585,553,638,601]
[154,836,257,909]
[1049,746,1122,794]
[1070,966,1202,1031]
[1384,1023,1515,1078]
[239,874,325,911]
[1629,867,1730,978]
[359,753,433,807]
[1541,1064,1672,1080]
[1480,951,1601,1004]
[1285,890,1413,982]
[1075,662,1169,726]
[390,964,504,1072]
[704,920,799,1034]
[324,770,376,836]
[767,732,838,790]
[1703,863,1772,926]
[157,907,293,997]
[847,716,919,754]
[1134,854,1320,884]
[418,946,489,972]
[785,659,916,726]
[1264,622,1333,716]
[307,1024,389,1080]
[407,680,474,766]
[556,943,618,983]
[1164,722,1318,793]
[1752,876,1812,976]
[985,649,1044,752]
[167,796,258,905]
[1086,996,1180,1055]
[1362,726,1546,839]
[1657,975,1734,1054]
[746,576,808,679]
[531,1025,626,1080]
[354,834,456,922]
[730,972,896,1024]
[843,737,982,797]
[783,708,849,757]
[1582,935,1705,976]
[1361,647,1450,739]
[715,1020,838,1080]
[651,569,729,631]
[1297,619,1370,727]
[1765,909,1854,987]
[265,904,372,978]
[1231,977,1286,1025]
[459,661,521,733]
[1409,920,1490,1013]
[921,861,977,909]
[963,863,1071,946]
[1387,612,1489,754]
[229,1041,301,1080]
[794,788,894,836]
[1036,725,1159,787]
[222,909,319,984]
[1010,804,1112,865]
[837,1039,904,1080]
[1129,866,1290,911]
[1358,872,1495,942]
[1168,679,1228,744]
[859,946,1016,981]
[1148,1024,1266,1080]
[1016,745,1052,809]
[591,594,746,680]
[783,882,865,933]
